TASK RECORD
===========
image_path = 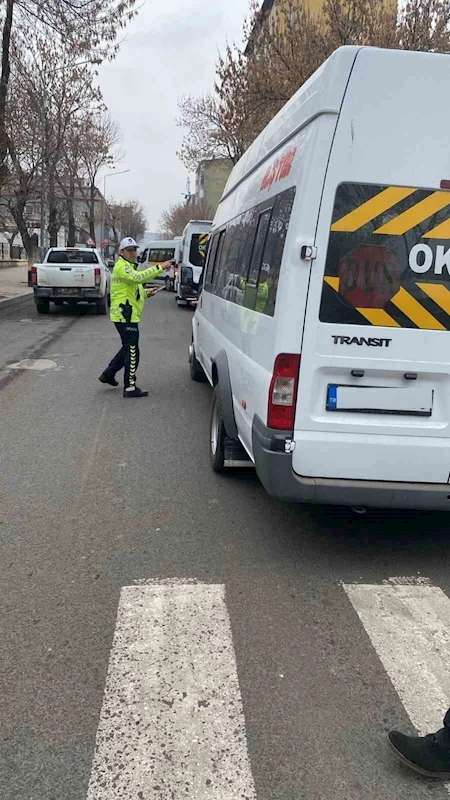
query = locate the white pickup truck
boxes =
[29,247,111,315]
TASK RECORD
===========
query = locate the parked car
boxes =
[190,45,450,511]
[29,247,111,314]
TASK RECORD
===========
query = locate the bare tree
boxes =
[5,40,104,259]
[0,0,138,193]
[158,200,214,238]
[107,199,147,244]
[77,113,122,244]
[179,0,450,170]
[397,0,450,51]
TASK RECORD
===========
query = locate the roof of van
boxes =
[221,45,363,201]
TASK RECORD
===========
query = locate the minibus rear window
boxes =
[189,234,208,267]
[320,182,450,331]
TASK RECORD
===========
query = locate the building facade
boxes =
[247,0,397,54]
[193,159,233,213]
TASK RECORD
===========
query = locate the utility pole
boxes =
[39,87,47,261]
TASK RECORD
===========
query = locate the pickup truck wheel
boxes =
[209,389,228,473]
[96,297,108,315]
[165,277,171,292]
[36,300,49,314]
[107,292,111,308]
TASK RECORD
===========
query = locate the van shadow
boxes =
[225,469,450,573]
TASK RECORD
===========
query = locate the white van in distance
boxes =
[176,220,212,307]
[190,45,450,510]
[138,238,181,291]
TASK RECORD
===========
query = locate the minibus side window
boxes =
[242,209,272,311]
[209,230,227,292]
[234,209,258,288]
[213,230,232,297]
[258,186,296,317]
[204,233,219,290]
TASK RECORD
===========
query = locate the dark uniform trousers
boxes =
[104,322,140,388]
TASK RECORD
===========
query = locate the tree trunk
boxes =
[89,180,96,243]
[48,202,59,248]
[67,201,76,246]
[7,229,17,247]
[0,0,14,192]
[11,202,38,265]
[66,176,76,246]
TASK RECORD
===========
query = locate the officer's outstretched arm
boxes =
[118,264,164,284]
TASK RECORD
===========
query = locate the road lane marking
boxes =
[87,583,257,800]
[344,582,450,792]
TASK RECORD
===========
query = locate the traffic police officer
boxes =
[99,237,171,398]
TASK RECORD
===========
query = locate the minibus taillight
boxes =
[95,267,101,287]
[267,353,301,430]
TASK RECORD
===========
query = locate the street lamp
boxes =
[101,169,130,257]
[39,60,91,260]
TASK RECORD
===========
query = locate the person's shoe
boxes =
[99,373,119,387]
[123,387,148,398]
[388,728,450,778]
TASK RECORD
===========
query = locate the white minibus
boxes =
[139,238,181,291]
[190,46,450,510]
[175,220,212,307]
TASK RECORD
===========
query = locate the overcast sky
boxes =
[97,0,250,231]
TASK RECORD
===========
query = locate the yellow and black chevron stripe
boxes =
[320,182,450,331]
[323,276,450,330]
[330,186,450,238]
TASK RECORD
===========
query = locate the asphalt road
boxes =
[1,292,450,800]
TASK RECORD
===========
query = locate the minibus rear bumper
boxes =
[252,415,450,510]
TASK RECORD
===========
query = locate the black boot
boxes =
[389,724,450,778]
[123,386,148,398]
[99,373,119,387]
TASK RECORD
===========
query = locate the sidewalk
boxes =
[0,264,32,306]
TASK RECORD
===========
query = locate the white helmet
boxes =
[119,237,138,251]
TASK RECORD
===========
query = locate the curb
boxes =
[0,293,33,313]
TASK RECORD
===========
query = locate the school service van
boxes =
[176,220,212,306]
[190,45,450,510]
[138,238,181,291]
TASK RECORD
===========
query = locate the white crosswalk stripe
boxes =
[88,576,450,798]
[87,582,257,800]
[344,579,450,793]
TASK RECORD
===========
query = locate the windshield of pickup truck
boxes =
[47,250,99,264]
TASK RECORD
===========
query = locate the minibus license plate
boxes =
[326,385,433,416]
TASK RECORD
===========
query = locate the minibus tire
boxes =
[190,344,206,382]
[210,389,227,473]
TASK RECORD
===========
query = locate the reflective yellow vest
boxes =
[239,278,269,314]
[110,257,163,323]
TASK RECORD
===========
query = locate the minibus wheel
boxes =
[189,341,206,382]
[210,389,227,473]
